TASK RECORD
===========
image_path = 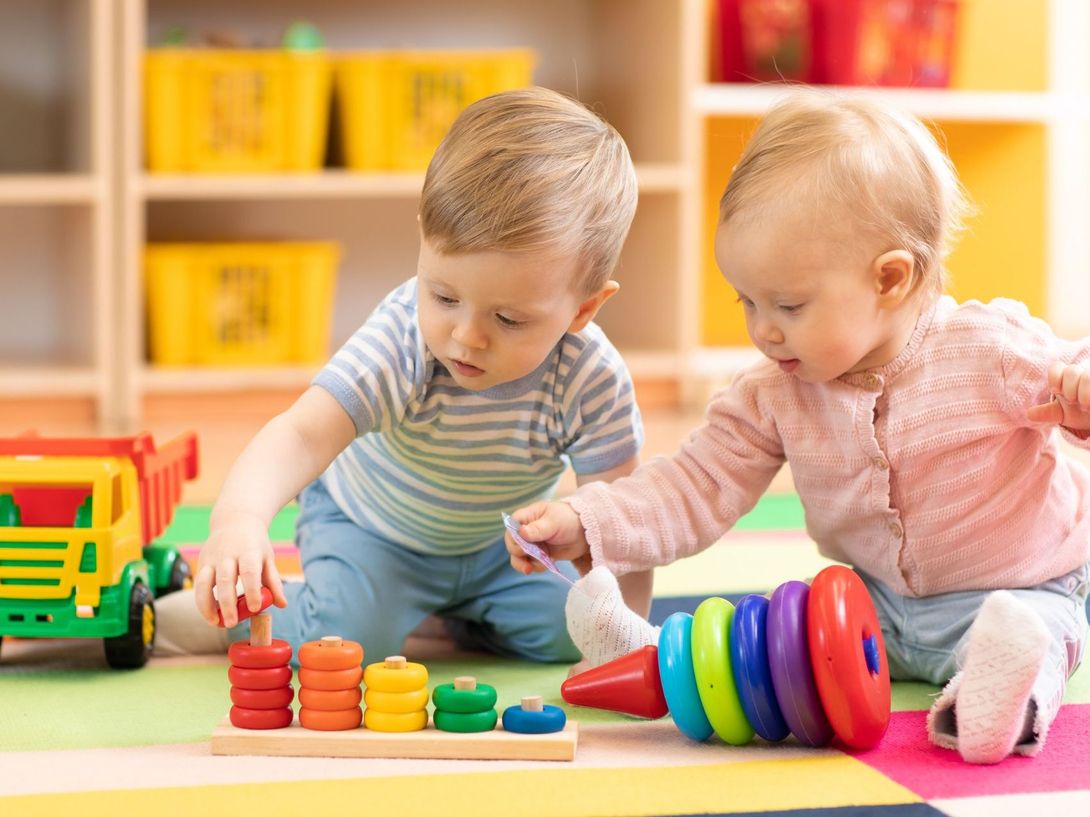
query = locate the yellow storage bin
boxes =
[145,243,339,366]
[336,49,535,171]
[145,49,332,172]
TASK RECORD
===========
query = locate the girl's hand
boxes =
[1027,362,1090,431]
[504,501,592,576]
[193,513,287,628]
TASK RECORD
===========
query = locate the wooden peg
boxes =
[454,676,477,691]
[521,695,544,712]
[320,636,343,648]
[384,655,407,669]
[250,613,272,647]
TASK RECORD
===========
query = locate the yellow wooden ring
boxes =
[363,660,428,692]
[364,708,428,732]
[364,686,430,714]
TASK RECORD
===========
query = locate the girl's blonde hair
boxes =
[719,90,973,297]
[420,87,638,294]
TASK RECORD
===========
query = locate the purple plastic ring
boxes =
[767,580,834,747]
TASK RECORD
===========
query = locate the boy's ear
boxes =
[568,280,620,333]
[872,250,915,307]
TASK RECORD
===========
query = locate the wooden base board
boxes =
[210,716,578,761]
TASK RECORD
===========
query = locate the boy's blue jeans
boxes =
[233,479,581,666]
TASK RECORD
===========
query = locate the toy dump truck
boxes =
[0,433,198,668]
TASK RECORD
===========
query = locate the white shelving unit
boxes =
[0,0,115,427]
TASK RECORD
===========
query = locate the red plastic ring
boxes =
[230,685,295,710]
[229,705,293,730]
[807,565,891,750]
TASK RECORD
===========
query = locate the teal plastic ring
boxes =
[658,612,713,742]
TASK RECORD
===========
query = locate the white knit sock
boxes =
[927,590,1050,764]
[153,588,231,656]
[565,565,659,668]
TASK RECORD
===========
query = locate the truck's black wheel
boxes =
[104,583,155,669]
[161,557,191,596]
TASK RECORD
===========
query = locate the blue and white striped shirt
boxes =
[313,279,643,555]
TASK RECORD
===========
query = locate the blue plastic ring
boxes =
[731,594,790,742]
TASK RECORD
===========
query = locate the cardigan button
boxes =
[873,457,889,470]
[889,522,903,538]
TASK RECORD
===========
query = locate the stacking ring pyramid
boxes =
[561,565,891,750]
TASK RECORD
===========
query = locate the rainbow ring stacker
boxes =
[767,580,834,747]
[808,566,891,750]
[691,598,752,745]
[730,594,790,742]
[658,612,713,741]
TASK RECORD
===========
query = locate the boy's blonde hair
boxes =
[719,90,973,297]
[420,87,638,295]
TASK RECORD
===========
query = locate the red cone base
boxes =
[561,644,669,719]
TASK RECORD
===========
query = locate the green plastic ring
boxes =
[433,708,498,733]
[691,596,755,745]
[431,682,498,714]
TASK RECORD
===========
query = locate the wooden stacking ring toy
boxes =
[228,664,293,690]
[364,708,429,732]
[502,696,566,734]
[229,705,293,730]
[657,612,713,741]
[299,707,364,731]
[364,687,429,714]
[298,666,363,691]
[730,594,789,742]
[228,638,293,669]
[433,708,498,733]
[231,686,294,710]
[691,597,752,745]
[807,565,891,750]
[766,581,833,747]
[363,656,428,693]
[299,636,364,671]
[299,687,362,711]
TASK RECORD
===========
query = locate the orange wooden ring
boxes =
[298,666,363,691]
[228,638,292,669]
[298,686,363,711]
[228,664,293,690]
[299,706,363,731]
[298,638,364,671]
[229,705,293,730]
[230,685,294,710]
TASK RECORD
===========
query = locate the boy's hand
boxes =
[193,513,288,628]
[504,501,592,576]
[1027,362,1090,431]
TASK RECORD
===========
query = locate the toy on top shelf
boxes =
[0,432,198,669]
[561,565,891,751]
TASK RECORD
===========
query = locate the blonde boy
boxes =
[158,87,653,664]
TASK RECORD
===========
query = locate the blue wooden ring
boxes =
[501,703,567,734]
[657,612,713,742]
[767,580,833,747]
[730,594,790,742]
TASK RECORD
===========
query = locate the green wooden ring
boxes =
[431,682,498,714]
[691,596,755,745]
[433,708,498,733]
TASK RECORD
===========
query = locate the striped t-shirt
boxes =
[312,278,643,555]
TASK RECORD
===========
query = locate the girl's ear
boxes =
[568,280,620,333]
[872,250,916,307]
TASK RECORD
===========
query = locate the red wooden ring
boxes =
[230,685,295,710]
[298,666,363,691]
[299,706,363,731]
[298,686,363,711]
[217,586,274,627]
[227,664,294,690]
[298,639,364,671]
[807,565,891,750]
[229,705,293,730]
[228,638,293,669]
